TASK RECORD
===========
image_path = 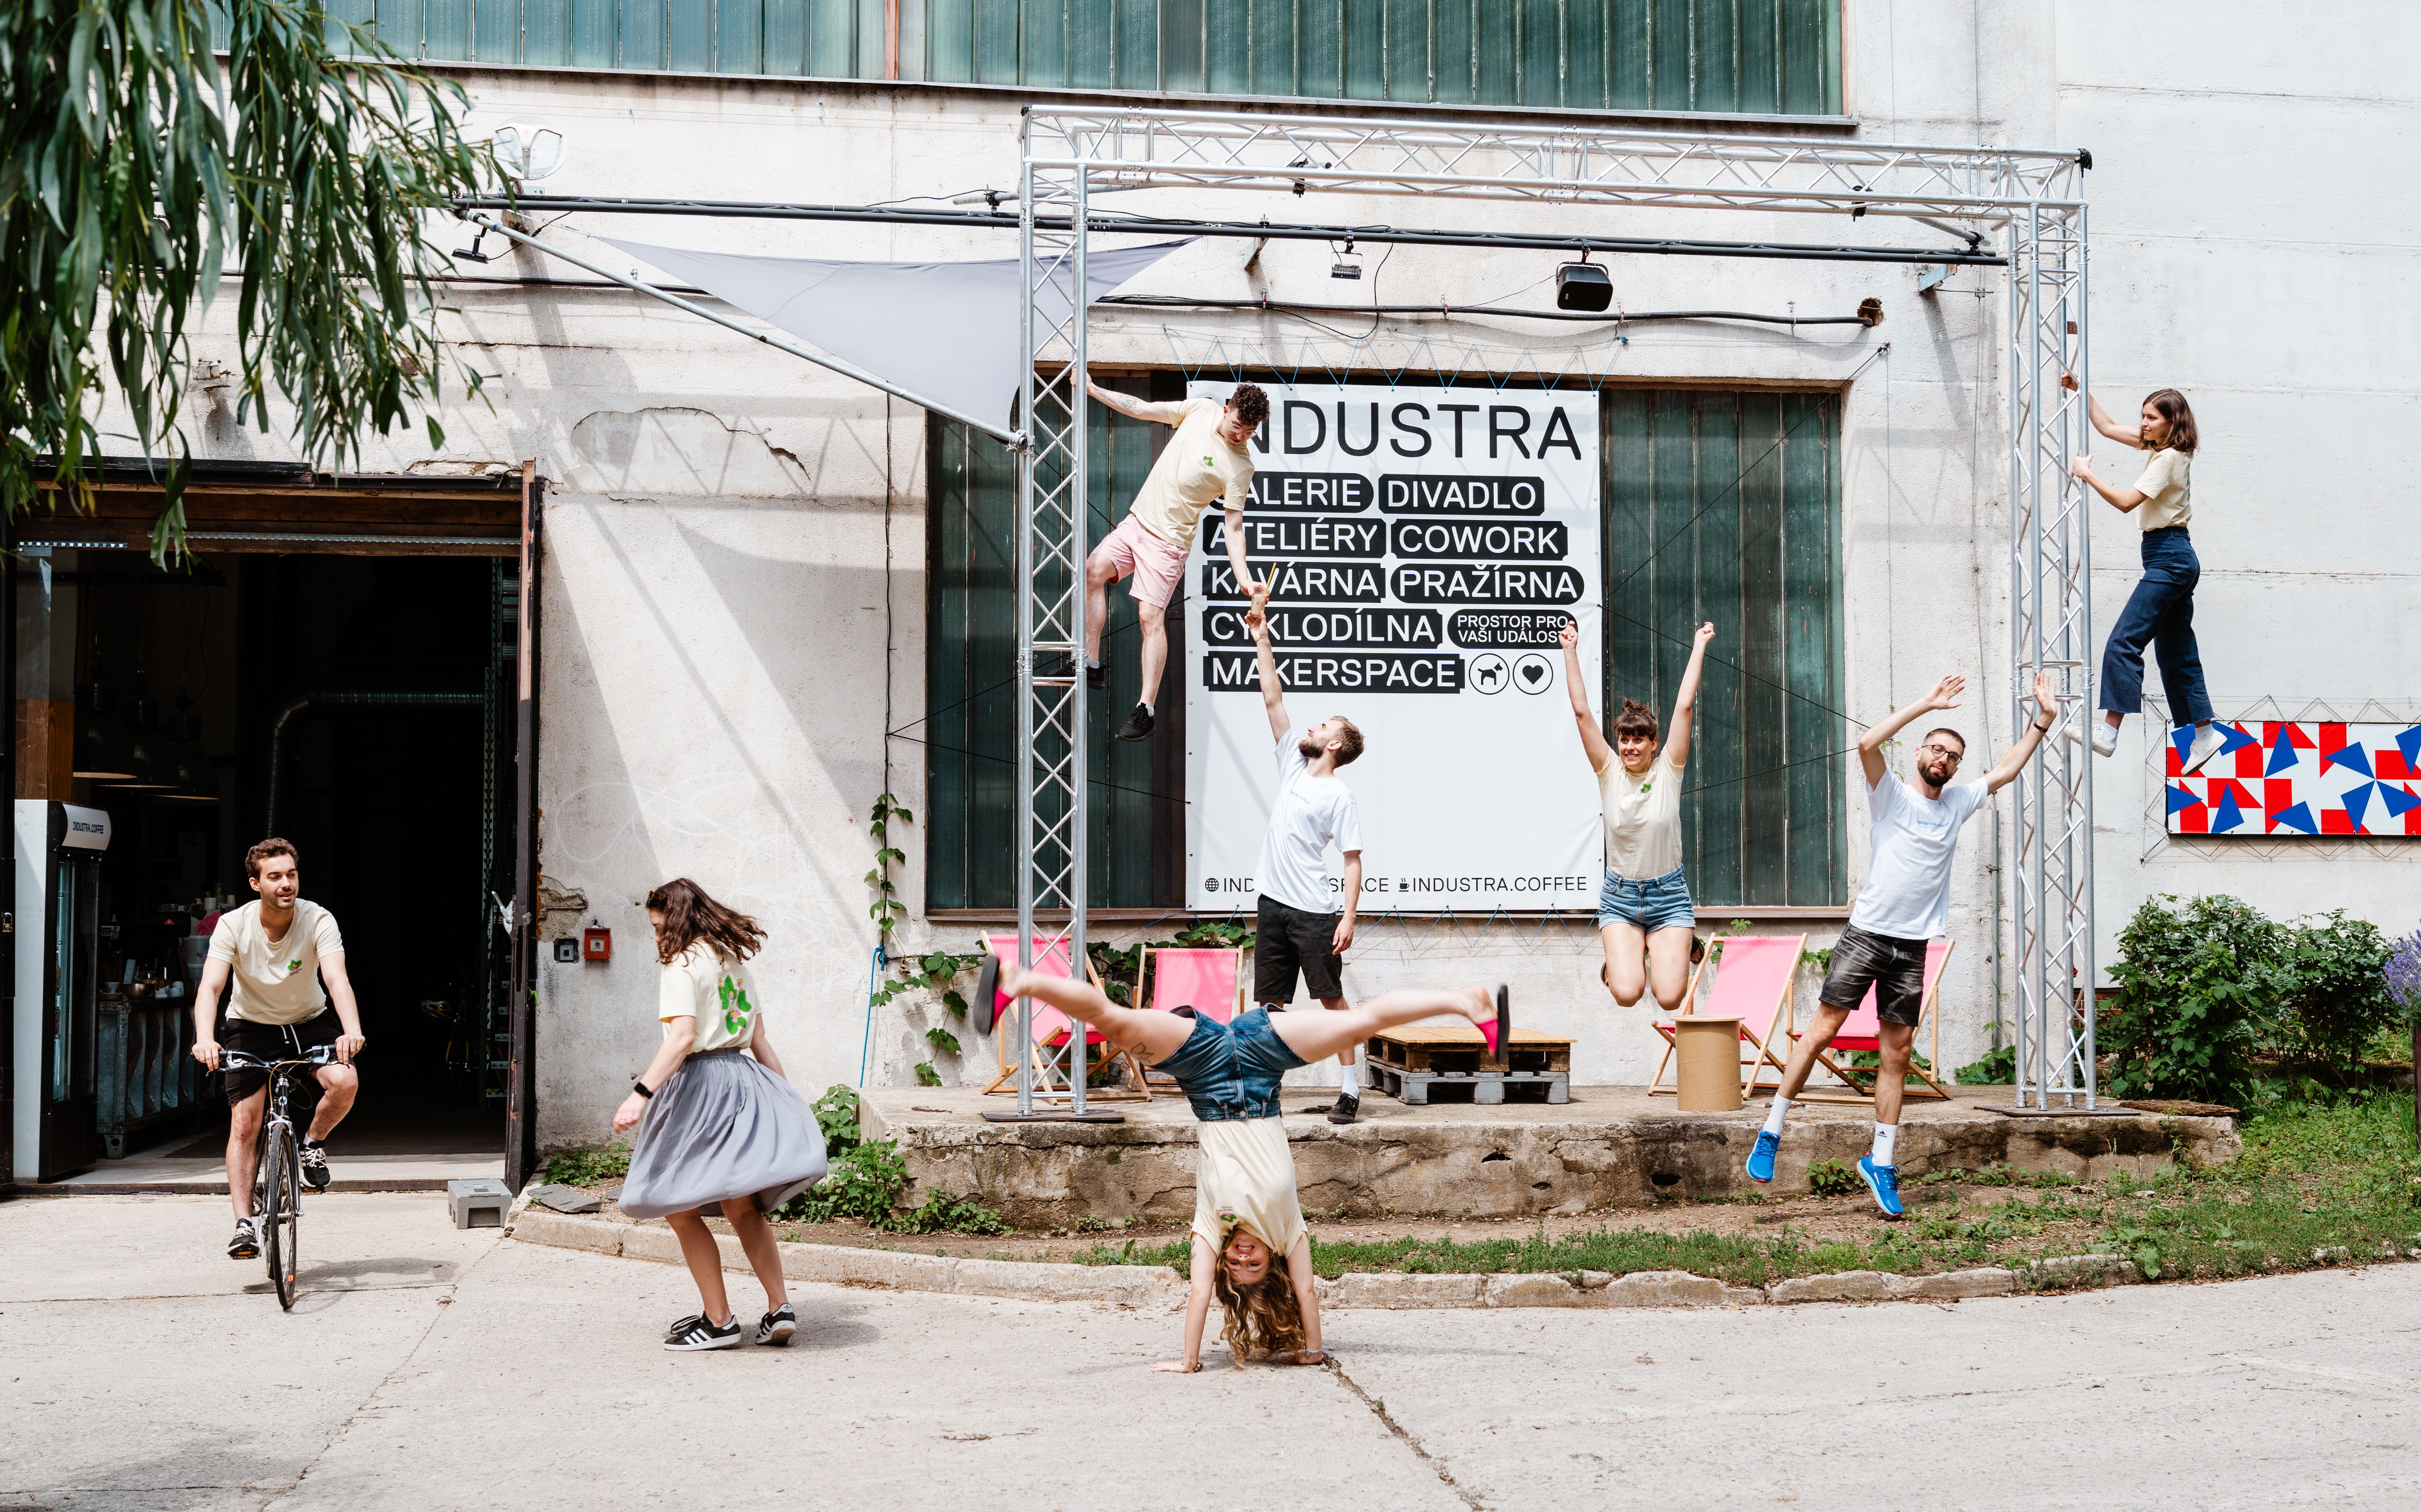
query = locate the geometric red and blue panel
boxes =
[2166,721,2421,836]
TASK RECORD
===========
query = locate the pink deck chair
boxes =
[1131,947,1247,1091]
[1648,933,1805,1098]
[979,933,1145,1101]
[1792,939,1956,1104]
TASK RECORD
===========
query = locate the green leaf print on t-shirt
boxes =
[717,975,754,1039]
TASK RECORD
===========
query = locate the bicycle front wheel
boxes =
[261,1130,302,1310]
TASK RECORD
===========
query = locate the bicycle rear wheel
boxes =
[261,1128,302,1309]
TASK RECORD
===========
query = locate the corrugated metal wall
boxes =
[1603,388,1843,909]
[320,1,1841,115]
[928,386,1844,912]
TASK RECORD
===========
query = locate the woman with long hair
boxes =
[613,879,827,1351]
[1560,618,1715,1014]
[978,950,1507,1371]
[2064,375,2222,773]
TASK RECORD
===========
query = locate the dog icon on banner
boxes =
[1470,654,1510,694]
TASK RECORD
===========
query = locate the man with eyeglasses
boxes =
[1745,670,2060,1218]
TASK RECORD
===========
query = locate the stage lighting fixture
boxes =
[1556,259,1613,312]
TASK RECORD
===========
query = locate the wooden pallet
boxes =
[1364,1061,1570,1105]
[1365,1027,1574,1106]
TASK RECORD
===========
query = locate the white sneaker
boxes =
[2181,724,2227,775]
[2065,721,2119,757]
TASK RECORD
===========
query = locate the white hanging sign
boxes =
[1184,381,1605,913]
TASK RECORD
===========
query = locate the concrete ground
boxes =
[6,1194,2418,1511]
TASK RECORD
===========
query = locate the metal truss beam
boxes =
[2007,203,2098,1109]
[453,194,2004,266]
[1023,108,2086,222]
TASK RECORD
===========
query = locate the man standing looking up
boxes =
[191,839,366,1259]
[1746,672,2062,1217]
[1078,377,1267,742]
[1247,607,1368,1123]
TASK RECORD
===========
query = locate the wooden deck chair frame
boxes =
[978,935,1152,1102]
[1647,933,1805,1098]
[1132,946,1247,1090]
[1792,939,1957,1105]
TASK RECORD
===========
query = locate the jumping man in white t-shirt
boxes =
[190,838,367,1261]
[1245,607,1369,1124]
[1744,671,2059,1218]
[1077,377,1268,743]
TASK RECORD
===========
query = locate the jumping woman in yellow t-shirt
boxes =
[2065,376,2223,774]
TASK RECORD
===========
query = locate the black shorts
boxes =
[220,1011,340,1105]
[1254,894,1344,1004]
[1818,924,1929,1027]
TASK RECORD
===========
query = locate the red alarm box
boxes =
[582,923,611,962]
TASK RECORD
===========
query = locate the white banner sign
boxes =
[1184,382,1604,912]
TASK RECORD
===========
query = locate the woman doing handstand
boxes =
[1561,619,1715,1014]
[2064,375,2223,774]
[978,951,1507,1372]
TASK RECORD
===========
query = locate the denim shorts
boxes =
[1596,865,1696,933]
[1149,1007,1308,1123]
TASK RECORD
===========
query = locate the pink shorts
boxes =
[1094,514,1191,610]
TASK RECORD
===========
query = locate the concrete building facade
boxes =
[73,2,2419,1154]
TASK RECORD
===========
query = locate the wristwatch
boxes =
[633,1080,655,1099]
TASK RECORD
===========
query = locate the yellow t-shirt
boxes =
[207,900,346,1026]
[659,943,761,1053]
[1127,397,1255,548]
[1597,752,1686,881]
[2132,447,2192,531]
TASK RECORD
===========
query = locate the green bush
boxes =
[2104,895,2282,1104]
[1955,1041,2017,1086]
[775,1084,909,1224]
[893,1189,1012,1236]
[544,1142,632,1186]
[2266,910,2397,1080]
[811,1083,862,1155]
[1806,1159,1861,1198]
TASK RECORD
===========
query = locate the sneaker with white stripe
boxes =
[664,1313,744,1351]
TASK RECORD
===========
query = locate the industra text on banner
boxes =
[1183,382,1605,912]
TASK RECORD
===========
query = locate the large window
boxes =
[325,1,1843,116]
[926,383,1844,912]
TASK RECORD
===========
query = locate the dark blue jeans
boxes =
[2100,527,2213,724]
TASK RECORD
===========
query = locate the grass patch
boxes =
[1070,1093,2421,1287]
[542,1143,632,1186]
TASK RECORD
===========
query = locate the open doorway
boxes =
[12,468,529,1185]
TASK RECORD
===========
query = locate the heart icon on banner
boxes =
[1520,663,1545,686]
[1513,653,1553,694]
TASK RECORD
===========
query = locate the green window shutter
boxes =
[1600,388,1845,909]
[927,389,1180,910]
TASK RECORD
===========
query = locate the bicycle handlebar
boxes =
[216,1045,343,1073]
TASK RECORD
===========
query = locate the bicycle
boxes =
[218,1045,340,1310]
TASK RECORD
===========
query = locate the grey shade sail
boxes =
[602,236,1193,439]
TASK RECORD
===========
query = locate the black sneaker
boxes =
[298,1140,331,1190]
[1112,703,1155,741]
[228,1218,260,1260]
[1087,660,1108,691]
[1327,1091,1361,1125]
[1035,652,1075,683]
[664,1313,745,1352]
[756,1303,798,1347]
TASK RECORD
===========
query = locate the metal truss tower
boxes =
[1013,108,2097,1111]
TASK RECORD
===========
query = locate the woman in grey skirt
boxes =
[612,879,827,1351]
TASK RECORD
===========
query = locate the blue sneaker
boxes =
[1857,1155,1904,1220]
[1745,1130,1780,1184]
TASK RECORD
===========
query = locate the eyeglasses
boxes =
[1916,743,1964,762]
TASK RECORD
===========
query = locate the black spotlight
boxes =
[1556,259,1613,312]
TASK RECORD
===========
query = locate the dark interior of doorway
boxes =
[83,552,515,1161]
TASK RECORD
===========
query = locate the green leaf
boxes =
[924,1027,962,1056]
[913,1062,942,1087]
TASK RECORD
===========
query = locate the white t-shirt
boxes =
[659,943,762,1053]
[1126,397,1254,548]
[2132,447,2192,531]
[1597,751,1686,880]
[207,900,345,1026]
[1848,773,1993,941]
[1254,742,1362,916]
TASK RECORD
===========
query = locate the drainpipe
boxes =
[885,0,900,79]
[265,692,483,835]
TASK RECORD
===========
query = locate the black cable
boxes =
[1104,295,1876,329]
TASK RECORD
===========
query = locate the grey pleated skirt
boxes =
[619,1048,828,1220]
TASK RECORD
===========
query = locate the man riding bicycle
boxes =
[190,838,366,1260]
